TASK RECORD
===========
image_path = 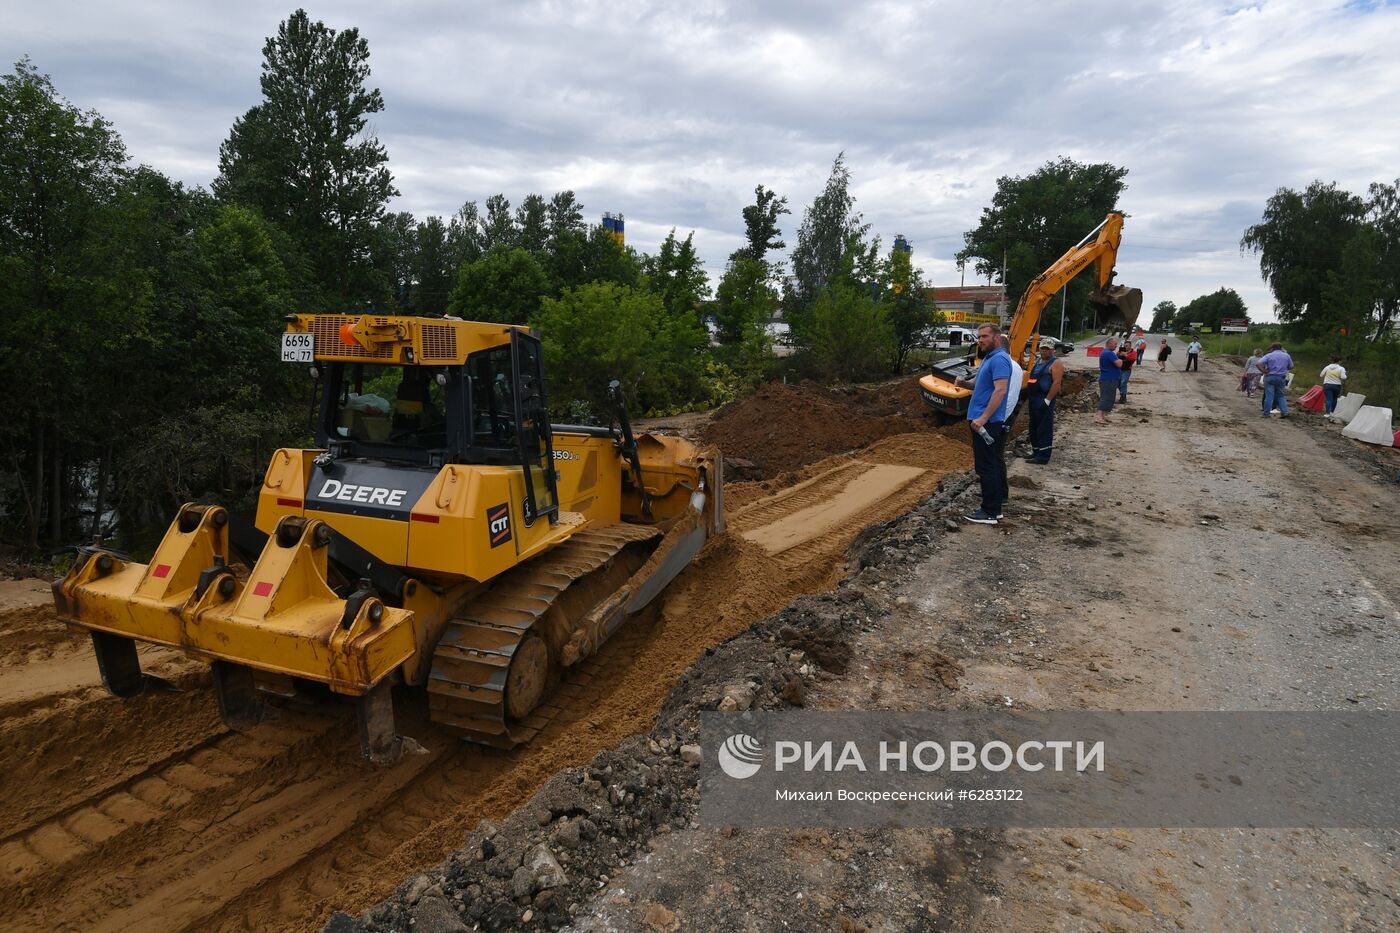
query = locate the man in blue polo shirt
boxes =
[1095,337,1123,425]
[957,323,1014,525]
[1259,342,1294,417]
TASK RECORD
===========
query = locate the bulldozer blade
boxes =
[626,502,707,614]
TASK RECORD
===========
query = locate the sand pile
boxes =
[702,381,936,478]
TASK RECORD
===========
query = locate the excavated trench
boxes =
[0,379,978,932]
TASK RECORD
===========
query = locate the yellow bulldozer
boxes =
[52,314,723,761]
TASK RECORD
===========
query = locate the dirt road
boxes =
[349,337,1398,931]
[958,338,1400,929]
[0,390,971,931]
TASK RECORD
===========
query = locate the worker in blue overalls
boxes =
[1025,337,1065,465]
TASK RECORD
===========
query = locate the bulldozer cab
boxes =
[316,328,558,527]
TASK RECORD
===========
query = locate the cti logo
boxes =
[486,503,512,548]
[718,734,764,780]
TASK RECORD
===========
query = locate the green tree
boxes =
[372,211,417,309]
[1240,180,1366,333]
[885,255,938,373]
[714,255,777,345]
[1363,179,1400,338]
[547,224,643,292]
[1176,288,1248,332]
[190,203,295,393]
[0,59,128,546]
[447,244,549,323]
[958,157,1128,317]
[1321,226,1382,356]
[480,194,517,250]
[547,191,586,244]
[414,216,454,315]
[213,8,397,306]
[447,200,484,268]
[642,229,710,317]
[788,153,876,324]
[61,168,204,543]
[731,184,789,266]
[101,192,298,542]
[1148,300,1177,333]
[535,283,708,418]
[515,193,549,254]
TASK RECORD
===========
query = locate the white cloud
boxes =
[5,0,1400,319]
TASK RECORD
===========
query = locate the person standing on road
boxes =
[1260,342,1295,418]
[1136,335,1148,362]
[1025,337,1064,465]
[1096,337,1124,426]
[1185,337,1202,372]
[998,335,1025,423]
[955,324,1013,524]
[1118,342,1137,403]
[1319,356,1347,415]
[1157,339,1172,372]
[1242,348,1264,398]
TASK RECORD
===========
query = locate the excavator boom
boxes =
[919,211,1141,419]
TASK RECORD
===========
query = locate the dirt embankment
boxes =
[0,376,975,933]
[701,379,943,479]
[336,478,994,933]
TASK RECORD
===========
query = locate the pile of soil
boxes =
[702,380,936,478]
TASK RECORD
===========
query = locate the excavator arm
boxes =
[918,211,1141,419]
[1005,211,1138,366]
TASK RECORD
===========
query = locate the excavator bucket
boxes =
[1088,285,1144,332]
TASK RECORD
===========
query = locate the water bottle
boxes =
[976,425,994,445]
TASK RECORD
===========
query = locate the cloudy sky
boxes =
[6,1,1399,321]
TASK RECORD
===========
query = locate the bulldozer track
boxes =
[427,522,661,747]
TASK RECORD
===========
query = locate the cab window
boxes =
[468,345,516,447]
[332,364,446,449]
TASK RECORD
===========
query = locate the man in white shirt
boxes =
[998,335,1025,420]
[1319,356,1347,415]
[1185,338,1202,372]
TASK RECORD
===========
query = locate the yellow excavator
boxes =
[919,211,1142,420]
[53,314,723,760]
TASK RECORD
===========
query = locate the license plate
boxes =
[281,332,314,362]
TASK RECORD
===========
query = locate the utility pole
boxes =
[1059,286,1067,341]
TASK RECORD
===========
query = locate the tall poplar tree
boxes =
[214,9,397,306]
